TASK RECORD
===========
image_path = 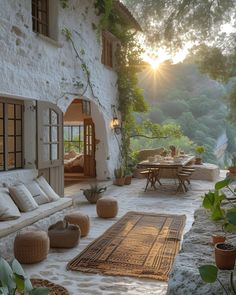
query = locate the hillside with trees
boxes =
[131,61,236,167]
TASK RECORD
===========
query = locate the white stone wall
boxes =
[0,0,121,180]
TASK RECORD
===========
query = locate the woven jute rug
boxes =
[30,278,70,295]
[67,211,186,281]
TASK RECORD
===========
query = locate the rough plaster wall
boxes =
[0,0,120,179]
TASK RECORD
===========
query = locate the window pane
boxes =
[0,103,3,117]
[8,153,15,169]
[43,144,50,161]
[51,144,58,160]
[0,154,4,170]
[8,120,15,135]
[43,109,49,124]
[16,120,22,136]
[64,127,69,141]
[16,137,22,152]
[43,126,50,143]
[0,136,4,153]
[15,105,22,119]
[8,137,15,152]
[51,110,58,125]
[16,153,22,168]
[8,104,15,119]
[51,126,58,142]
[0,119,3,135]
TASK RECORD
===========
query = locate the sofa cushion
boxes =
[0,197,73,238]
[36,176,60,202]
[25,181,51,205]
[9,184,39,212]
[0,188,21,221]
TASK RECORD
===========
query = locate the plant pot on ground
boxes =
[215,242,236,270]
[124,168,132,185]
[195,145,205,165]
[113,166,125,186]
[81,184,106,204]
[212,234,226,245]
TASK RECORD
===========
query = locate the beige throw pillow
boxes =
[0,188,21,220]
[25,181,51,205]
[9,184,39,212]
[36,176,60,201]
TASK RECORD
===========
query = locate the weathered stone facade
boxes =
[0,0,120,181]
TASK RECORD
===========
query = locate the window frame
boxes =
[64,125,84,154]
[32,0,49,37]
[101,31,120,69]
[0,98,24,172]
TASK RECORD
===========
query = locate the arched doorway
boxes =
[64,99,96,184]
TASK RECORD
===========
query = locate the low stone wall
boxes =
[167,208,236,295]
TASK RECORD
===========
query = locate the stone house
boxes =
[0,0,141,194]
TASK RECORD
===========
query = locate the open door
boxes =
[37,101,64,196]
[84,118,96,177]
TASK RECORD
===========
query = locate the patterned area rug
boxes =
[30,278,70,295]
[67,211,186,281]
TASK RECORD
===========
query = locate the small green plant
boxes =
[81,183,106,195]
[114,167,124,179]
[0,257,48,295]
[231,154,236,167]
[199,264,235,295]
[195,145,205,156]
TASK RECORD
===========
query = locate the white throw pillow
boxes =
[25,181,51,205]
[36,176,60,201]
[9,184,39,212]
[0,188,21,220]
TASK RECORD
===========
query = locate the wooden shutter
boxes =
[37,101,64,196]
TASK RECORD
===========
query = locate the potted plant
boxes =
[113,166,125,186]
[0,257,48,294]
[215,242,236,270]
[124,168,132,185]
[195,145,205,165]
[228,154,236,174]
[81,183,106,204]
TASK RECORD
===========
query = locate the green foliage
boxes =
[81,183,107,194]
[0,257,48,295]
[231,154,236,167]
[199,265,218,283]
[59,0,69,9]
[114,166,124,178]
[195,145,205,156]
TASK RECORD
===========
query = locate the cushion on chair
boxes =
[36,176,60,201]
[9,184,39,212]
[0,188,21,220]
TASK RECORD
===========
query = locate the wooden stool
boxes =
[64,212,90,237]
[14,231,49,264]
[96,197,118,218]
[140,168,161,192]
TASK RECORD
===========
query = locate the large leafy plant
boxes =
[0,257,48,295]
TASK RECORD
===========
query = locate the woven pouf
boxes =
[96,197,118,218]
[48,220,81,248]
[14,231,49,264]
[64,212,90,237]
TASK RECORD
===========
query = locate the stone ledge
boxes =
[167,208,236,295]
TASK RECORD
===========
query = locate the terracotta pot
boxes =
[124,175,132,185]
[195,157,202,165]
[215,243,236,270]
[113,177,125,186]
[212,235,226,245]
[228,166,236,173]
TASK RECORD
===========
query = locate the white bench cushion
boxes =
[0,197,72,238]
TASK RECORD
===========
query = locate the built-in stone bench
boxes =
[190,163,220,181]
[167,208,236,295]
[0,169,73,260]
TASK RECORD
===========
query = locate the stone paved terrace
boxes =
[23,178,218,295]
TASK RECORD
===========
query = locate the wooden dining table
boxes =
[137,155,195,190]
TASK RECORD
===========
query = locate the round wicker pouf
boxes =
[64,212,90,237]
[14,231,49,264]
[48,222,80,248]
[96,197,118,218]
